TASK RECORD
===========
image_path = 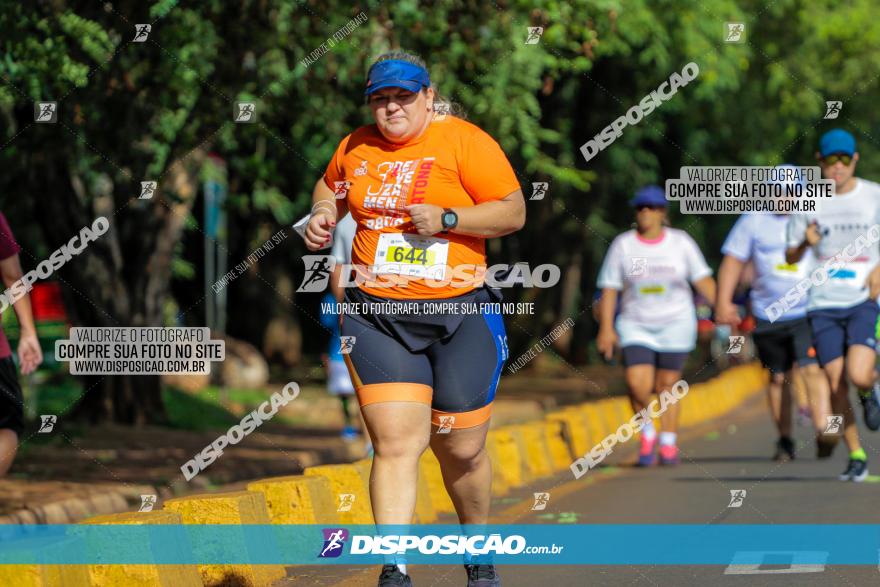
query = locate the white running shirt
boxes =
[722,214,813,321]
[330,213,357,265]
[597,228,712,326]
[786,179,880,311]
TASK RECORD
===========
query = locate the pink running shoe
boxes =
[659,444,679,466]
[637,435,657,466]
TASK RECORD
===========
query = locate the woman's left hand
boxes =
[404,204,445,235]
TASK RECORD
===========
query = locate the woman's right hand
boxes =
[715,302,741,327]
[304,212,336,251]
[596,328,619,361]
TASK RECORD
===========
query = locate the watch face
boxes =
[443,212,457,227]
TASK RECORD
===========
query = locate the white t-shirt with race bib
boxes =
[786,179,880,311]
[722,214,813,321]
[597,228,712,352]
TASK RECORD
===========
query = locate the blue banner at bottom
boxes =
[1,525,880,565]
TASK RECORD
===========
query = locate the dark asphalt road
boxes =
[283,391,880,586]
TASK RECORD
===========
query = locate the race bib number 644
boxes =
[373,233,449,279]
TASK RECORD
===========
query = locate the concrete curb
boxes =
[419,450,456,514]
[542,419,574,472]
[510,423,555,479]
[247,476,339,525]
[303,464,372,524]
[163,490,286,587]
[2,364,767,586]
[0,533,91,587]
[81,511,202,587]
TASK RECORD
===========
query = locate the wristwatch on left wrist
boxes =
[441,208,458,233]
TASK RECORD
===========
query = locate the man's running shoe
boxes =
[465,564,501,587]
[637,435,657,467]
[816,435,838,459]
[658,444,679,465]
[858,382,880,431]
[773,436,795,462]
[378,564,412,587]
[839,458,869,482]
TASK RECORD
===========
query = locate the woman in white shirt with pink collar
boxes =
[596,185,716,466]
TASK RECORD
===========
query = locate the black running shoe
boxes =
[816,435,838,459]
[858,382,880,431]
[773,436,795,462]
[466,564,501,587]
[378,564,412,587]
[839,458,869,482]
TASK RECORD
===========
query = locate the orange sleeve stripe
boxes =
[357,382,433,407]
[432,403,493,429]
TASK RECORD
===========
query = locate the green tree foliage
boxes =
[1,0,877,420]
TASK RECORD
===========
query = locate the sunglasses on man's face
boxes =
[822,154,853,166]
[636,204,665,211]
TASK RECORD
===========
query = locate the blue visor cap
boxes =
[819,129,856,157]
[630,185,668,208]
[365,60,430,96]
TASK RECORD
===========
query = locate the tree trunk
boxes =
[28,147,204,425]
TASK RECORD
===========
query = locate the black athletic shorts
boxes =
[621,345,689,371]
[752,316,816,374]
[340,286,507,429]
[0,357,23,437]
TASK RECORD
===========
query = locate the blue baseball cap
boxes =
[819,129,856,157]
[364,59,430,96]
[630,185,667,208]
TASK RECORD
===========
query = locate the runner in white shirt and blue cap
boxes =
[597,185,716,466]
[786,129,880,482]
[717,164,834,462]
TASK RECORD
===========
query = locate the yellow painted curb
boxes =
[80,511,202,587]
[419,449,456,514]
[546,410,590,458]
[578,404,610,448]
[0,534,90,587]
[247,475,339,525]
[484,432,513,495]
[304,464,373,524]
[414,459,438,524]
[611,396,634,422]
[490,426,535,487]
[511,422,554,479]
[163,491,285,587]
[542,419,573,472]
[486,429,530,489]
[559,363,769,465]
[352,458,372,482]
[595,399,624,433]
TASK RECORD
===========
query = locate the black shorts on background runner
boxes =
[621,345,689,371]
[752,317,816,374]
[0,357,23,437]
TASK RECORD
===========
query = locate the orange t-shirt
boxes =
[323,116,520,299]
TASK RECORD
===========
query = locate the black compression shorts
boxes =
[340,286,507,429]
